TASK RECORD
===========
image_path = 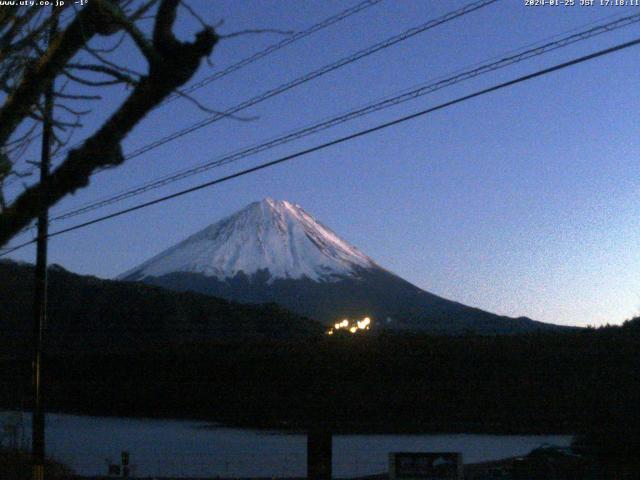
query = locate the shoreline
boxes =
[2,405,577,436]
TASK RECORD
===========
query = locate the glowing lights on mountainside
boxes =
[327,317,371,335]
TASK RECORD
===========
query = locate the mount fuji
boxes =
[119,198,560,334]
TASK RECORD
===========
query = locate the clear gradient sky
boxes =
[5,0,640,327]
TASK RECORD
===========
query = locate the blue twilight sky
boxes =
[5,0,640,327]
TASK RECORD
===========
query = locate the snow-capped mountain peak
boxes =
[119,198,377,282]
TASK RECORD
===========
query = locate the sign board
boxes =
[389,452,463,480]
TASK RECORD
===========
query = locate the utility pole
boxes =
[32,8,57,480]
[307,429,332,480]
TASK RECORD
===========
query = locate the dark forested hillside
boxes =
[0,260,323,354]
[141,267,565,334]
[2,320,640,437]
[2,259,640,441]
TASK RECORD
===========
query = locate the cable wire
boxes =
[3,35,639,257]
[49,11,640,223]
[5,0,497,191]
[119,0,500,162]
[163,0,386,104]
[25,0,385,171]
[2,0,498,245]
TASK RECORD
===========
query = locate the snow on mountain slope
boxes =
[119,198,377,282]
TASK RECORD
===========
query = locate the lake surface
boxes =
[1,411,572,478]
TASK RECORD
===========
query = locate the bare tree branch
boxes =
[54,91,102,101]
[67,63,139,85]
[173,87,257,120]
[94,0,162,64]
[88,30,126,54]
[0,4,104,148]
[219,28,294,40]
[0,0,218,246]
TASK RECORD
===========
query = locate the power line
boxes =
[119,0,500,162]
[1,0,498,246]
[6,0,497,192]
[8,0,494,192]
[27,0,385,171]
[3,35,639,258]
[41,0,499,216]
[163,0,386,104]
[49,11,640,223]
